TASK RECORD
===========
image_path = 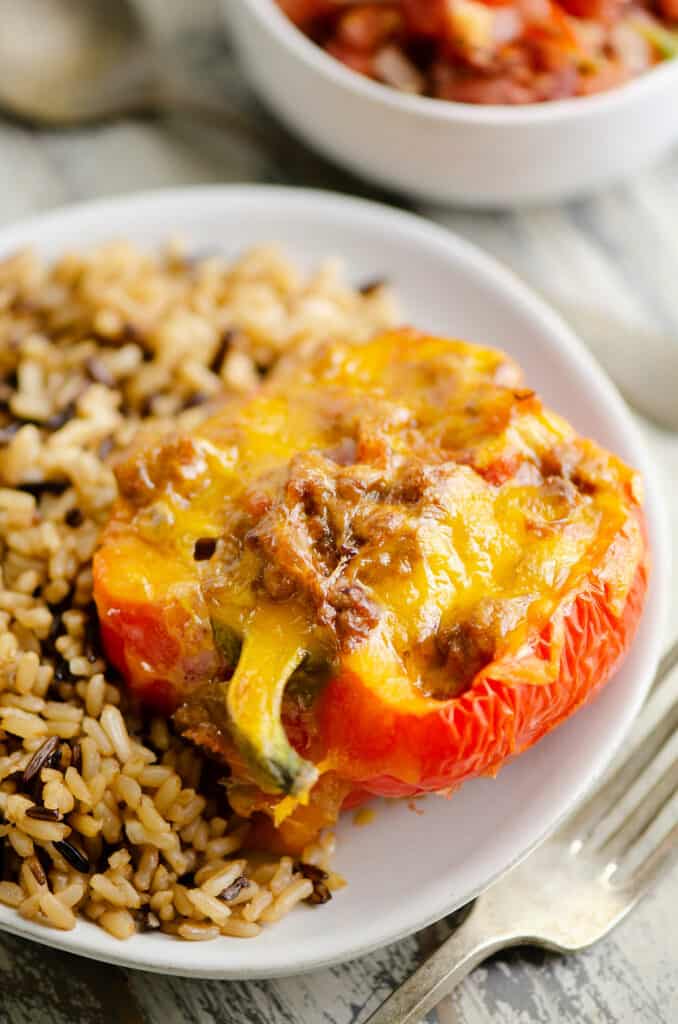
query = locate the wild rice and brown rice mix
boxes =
[0,241,398,940]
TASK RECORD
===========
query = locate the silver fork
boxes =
[365,637,678,1024]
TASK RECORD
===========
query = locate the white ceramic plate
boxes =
[0,187,668,978]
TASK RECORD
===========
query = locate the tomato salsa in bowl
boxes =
[225,0,678,204]
[277,0,678,104]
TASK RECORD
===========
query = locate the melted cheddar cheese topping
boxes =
[101,330,642,795]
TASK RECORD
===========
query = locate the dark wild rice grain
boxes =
[65,507,84,528]
[0,422,21,445]
[220,876,251,902]
[44,401,77,431]
[18,480,69,497]
[193,538,217,561]
[358,277,387,295]
[83,605,101,662]
[85,356,114,387]
[26,806,62,822]
[22,736,60,785]
[297,862,332,904]
[53,840,90,874]
[209,329,234,374]
[28,856,47,886]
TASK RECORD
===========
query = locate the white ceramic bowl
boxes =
[224,0,678,207]
[0,186,668,978]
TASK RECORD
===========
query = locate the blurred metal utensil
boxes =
[0,0,265,143]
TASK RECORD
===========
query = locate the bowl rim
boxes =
[237,0,678,124]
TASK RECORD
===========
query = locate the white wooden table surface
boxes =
[0,10,677,1024]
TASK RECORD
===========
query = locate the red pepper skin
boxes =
[93,533,221,716]
[322,536,649,802]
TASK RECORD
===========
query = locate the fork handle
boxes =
[364,898,526,1024]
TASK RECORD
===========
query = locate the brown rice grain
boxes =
[82,717,114,756]
[39,889,77,930]
[85,774,108,806]
[150,889,174,914]
[176,922,220,942]
[125,820,174,851]
[189,819,210,852]
[162,842,189,878]
[65,765,93,804]
[204,831,246,861]
[0,633,18,662]
[150,864,172,893]
[15,651,40,693]
[100,704,132,763]
[90,873,139,909]
[187,889,231,926]
[46,720,82,739]
[84,674,106,718]
[96,801,122,844]
[19,817,70,842]
[158,903,175,923]
[18,893,42,920]
[301,831,336,871]
[241,888,274,923]
[229,885,260,910]
[0,693,46,713]
[84,900,106,922]
[79,737,100,781]
[55,880,86,908]
[200,861,246,898]
[0,709,48,740]
[259,878,314,924]
[43,778,74,815]
[137,795,169,835]
[250,862,278,886]
[121,755,145,778]
[137,765,173,788]
[115,774,141,810]
[172,885,195,918]
[50,872,70,894]
[43,701,83,723]
[6,794,45,824]
[153,772,182,814]
[99,908,136,940]
[269,857,294,896]
[69,656,104,678]
[14,606,53,635]
[133,847,159,891]
[69,812,102,838]
[0,882,24,908]
[221,918,261,938]
[20,860,45,896]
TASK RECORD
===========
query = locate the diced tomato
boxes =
[325,40,378,75]
[336,5,403,50]
[400,0,447,34]
[276,0,336,25]
[557,0,623,20]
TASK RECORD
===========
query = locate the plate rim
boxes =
[0,184,669,979]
